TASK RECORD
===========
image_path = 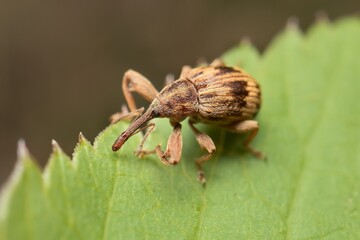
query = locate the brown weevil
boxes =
[111,59,264,185]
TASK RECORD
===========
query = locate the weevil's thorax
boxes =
[151,79,198,123]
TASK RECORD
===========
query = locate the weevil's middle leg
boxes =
[134,122,156,158]
[226,120,265,160]
[189,121,216,185]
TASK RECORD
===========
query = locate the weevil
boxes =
[111,59,264,185]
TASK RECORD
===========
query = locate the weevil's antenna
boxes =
[112,108,154,151]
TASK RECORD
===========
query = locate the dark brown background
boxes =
[1,0,359,185]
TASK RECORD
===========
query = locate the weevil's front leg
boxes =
[110,70,159,123]
[154,123,183,165]
[189,121,216,185]
[134,122,156,157]
[226,120,265,159]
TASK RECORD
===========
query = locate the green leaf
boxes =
[1,17,360,240]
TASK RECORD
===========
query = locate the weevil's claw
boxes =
[159,155,171,165]
[154,145,173,165]
[135,150,143,158]
[244,144,267,161]
[160,154,179,165]
[252,150,267,161]
[161,159,170,165]
[197,170,206,187]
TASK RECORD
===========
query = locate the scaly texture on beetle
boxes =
[110,59,263,185]
[188,66,261,124]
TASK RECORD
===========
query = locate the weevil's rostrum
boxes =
[111,59,263,185]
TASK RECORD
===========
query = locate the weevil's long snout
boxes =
[112,132,130,151]
[112,109,154,151]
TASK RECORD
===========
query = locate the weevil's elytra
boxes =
[187,65,261,125]
[110,59,264,185]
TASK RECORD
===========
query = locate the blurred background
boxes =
[0,0,359,185]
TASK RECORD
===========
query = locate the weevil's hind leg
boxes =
[210,58,226,67]
[153,123,183,165]
[110,70,159,123]
[226,120,266,160]
[189,121,216,185]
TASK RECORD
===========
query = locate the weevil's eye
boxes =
[151,109,160,118]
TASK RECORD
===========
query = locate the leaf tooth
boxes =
[72,132,93,168]
[51,139,63,154]
[75,131,92,150]
[78,132,89,144]
[17,139,30,160]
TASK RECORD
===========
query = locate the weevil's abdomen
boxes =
[188,66,261,125]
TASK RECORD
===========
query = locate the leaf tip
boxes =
[1,140,30,221]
